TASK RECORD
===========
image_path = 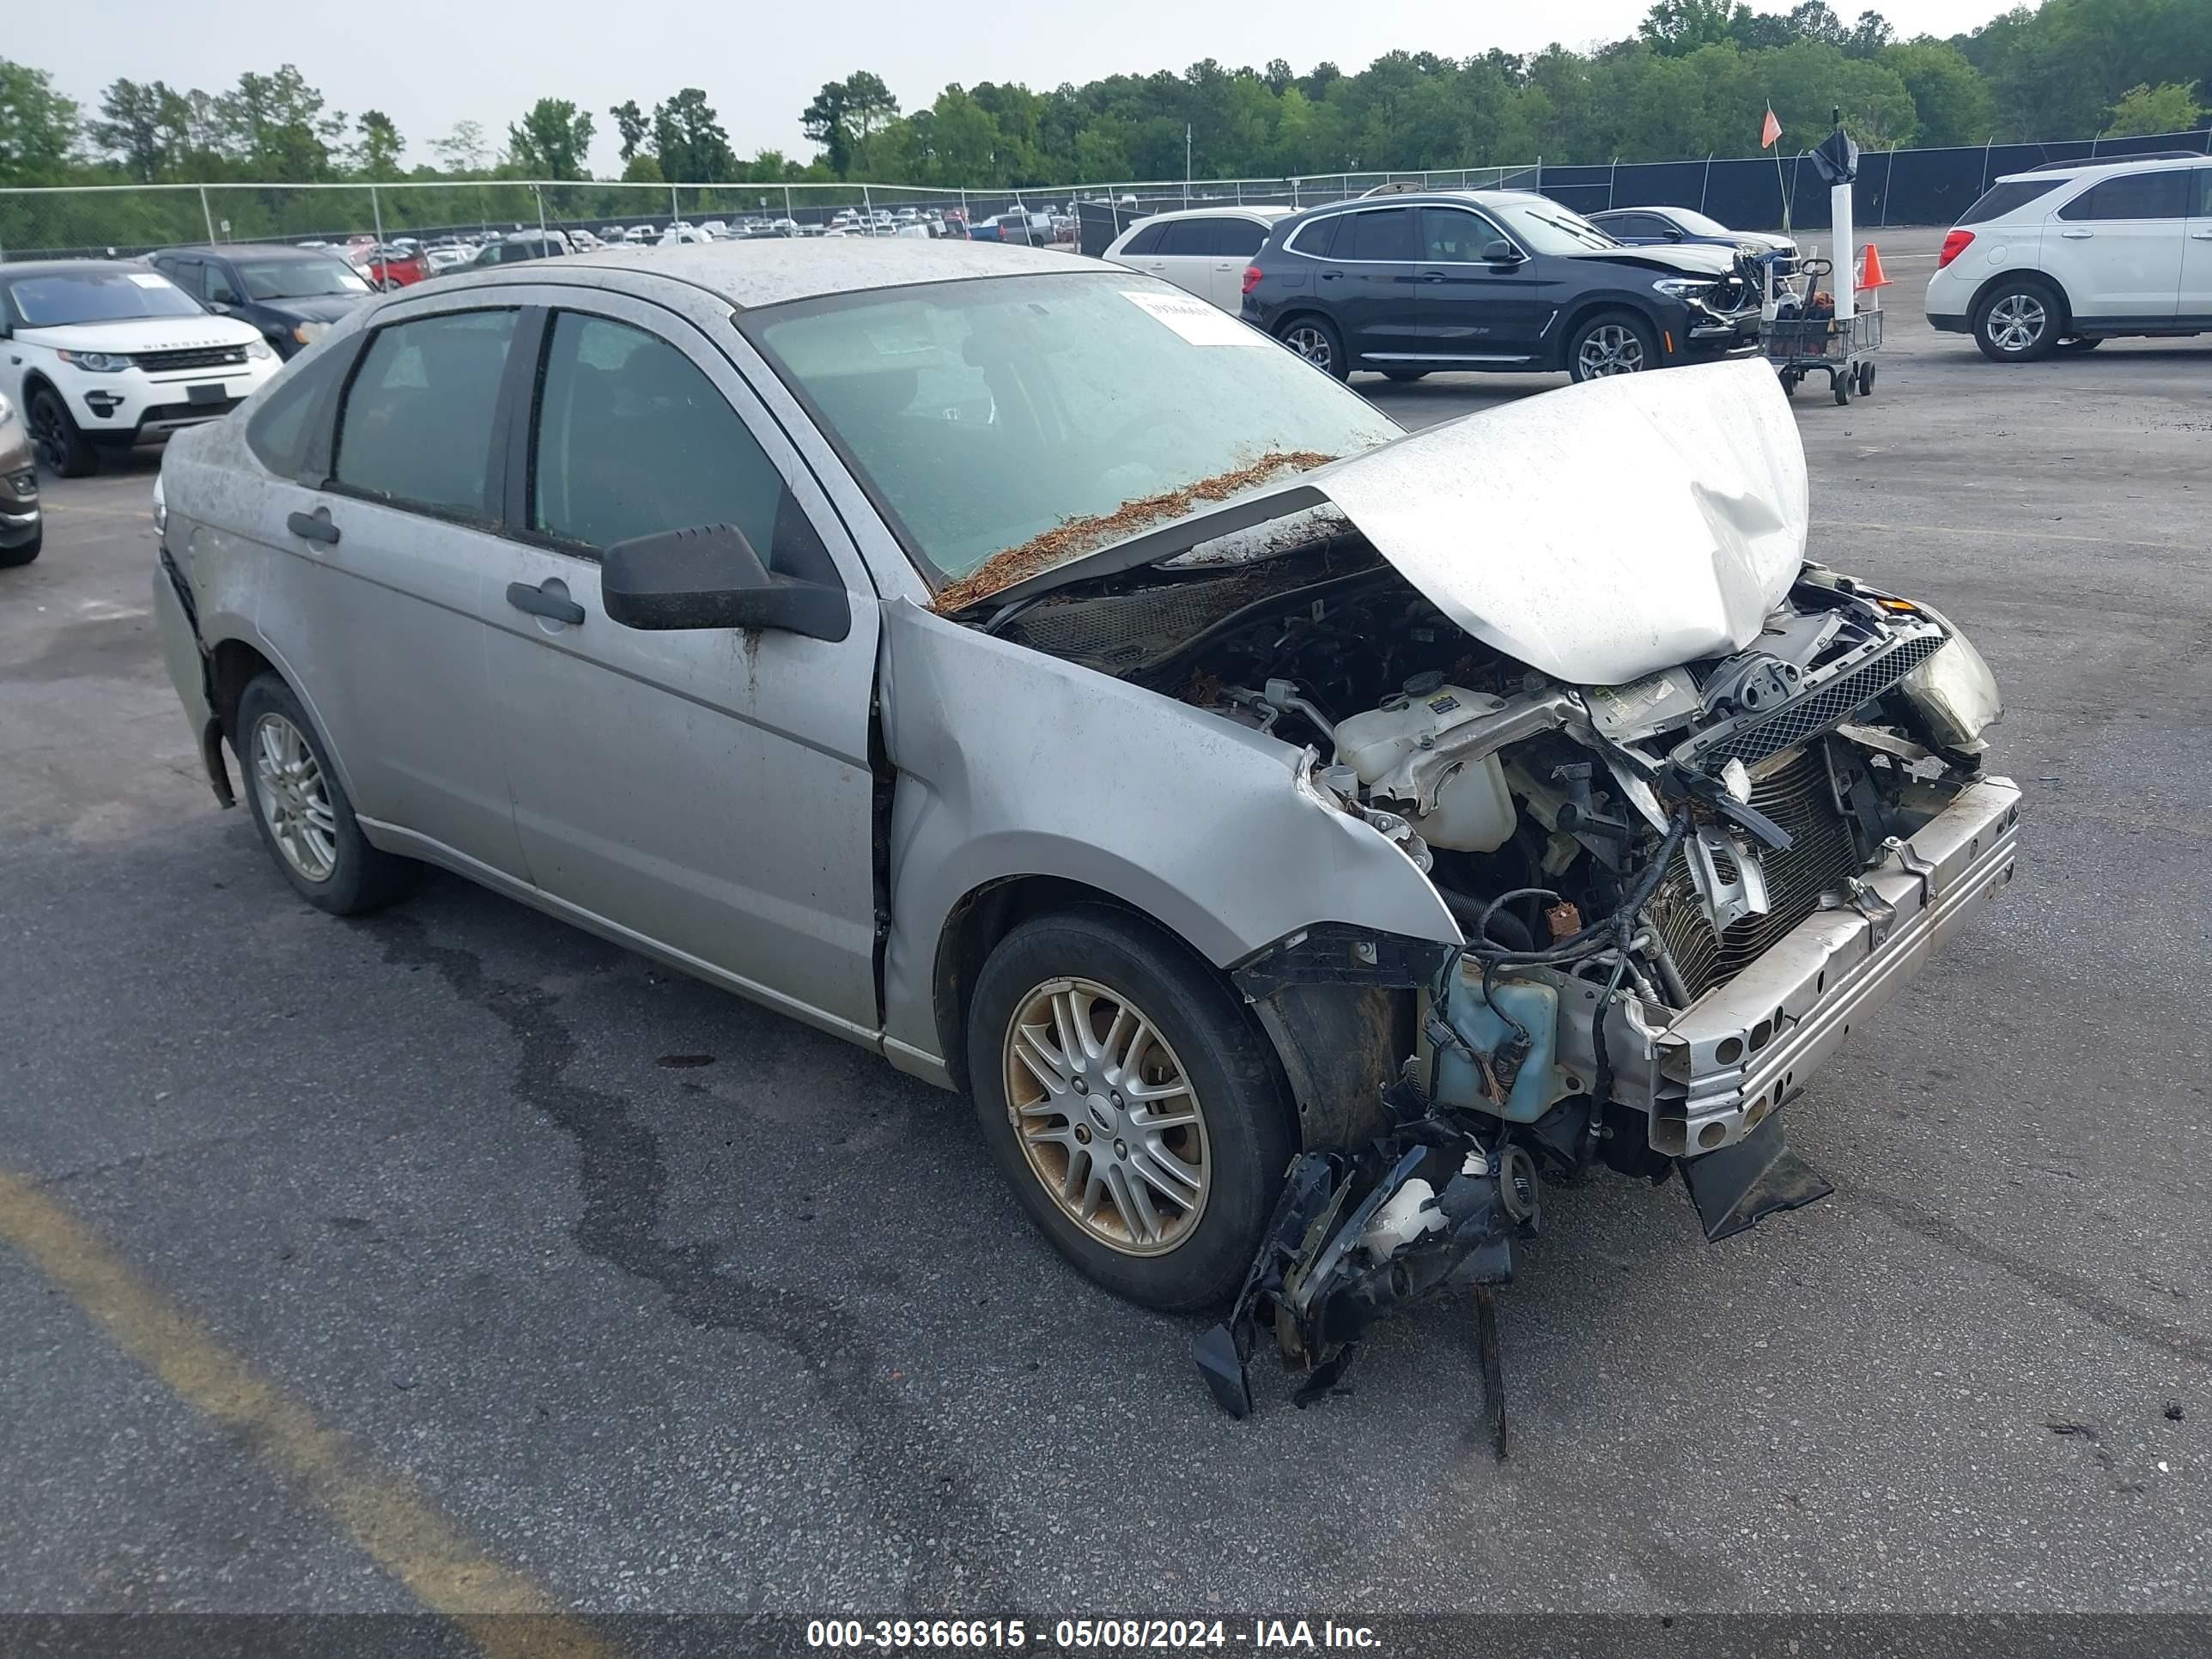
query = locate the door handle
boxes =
[286,507,340,545]
[2059,228,2094,239]
[1419,270,1447,283]
[507,580,585,626]
[1319,270,1341,281]
[2192,229,2212,240]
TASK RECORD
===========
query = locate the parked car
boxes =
[1923,153,2212,361]
[623,226,656,246]
[0,392,40,567]
[1242,189,1762,382]
[468,230,575,268]
[974,210,1054,247]
[149,240,2014,1334]
[657,227,709,247]
[0,260,279,477]
[361,244,429,290]
[1105,206,1295,312]
[145,244,374,358]
[1586,205,1798,276]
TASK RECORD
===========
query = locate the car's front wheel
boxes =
[27,386,96,478]
[0,523,40,568]
[1568,309,1659,382]
[1276,315,1346,381]
[1973,278,2061,362]
[967,906,1294,1311]
[236,673,420,915]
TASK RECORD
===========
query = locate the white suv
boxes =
[0,261,279,477]
[1925,152,2212,361]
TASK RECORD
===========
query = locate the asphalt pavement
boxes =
[3,224,2209,1639]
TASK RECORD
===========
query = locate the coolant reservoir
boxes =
[1334,682,1517,852]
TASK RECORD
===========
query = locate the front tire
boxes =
[967,906,1294,1311]
[1277,315,1347,381]
[1382,368,1429,383]
[1973,278,2061,362]
[236,674,420,915]
[27,387,96,478]
[1567,309,1659,382]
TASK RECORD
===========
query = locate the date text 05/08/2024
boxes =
[805,1619,1383,1650]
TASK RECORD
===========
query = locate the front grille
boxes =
[1650,744,1862,999]
[138,398,240,427]
[1686,632,1943,769]
[134,344,248,374]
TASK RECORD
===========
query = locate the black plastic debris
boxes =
[1677,1108,1832,1242]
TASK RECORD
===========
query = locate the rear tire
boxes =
[1567,309,1660,382]
[1973,277,2062,362]
[1382,368,1429,383]
[27,387,96,478]
[967,905,1295,1312]
[236,673,420,916]
[1276,315,1347,381]
[2055,336,2102,354]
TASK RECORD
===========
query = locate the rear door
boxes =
[246,301,530,878]
[2182,168,2212,325]
[1328,205,1424,363]
[1205,216,1270,311]
[475,293,884,1037]
[2046,167,2189,324]
[1412,205,1555,366]
[1146,218,1220,302]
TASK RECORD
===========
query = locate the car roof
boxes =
[1996,151,2209,185]
[0,258,156,280]
[1124,204,1295,225]
[155,242,335,260]
[425,237,1083,309]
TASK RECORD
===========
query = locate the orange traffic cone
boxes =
[1858,242,1891,292]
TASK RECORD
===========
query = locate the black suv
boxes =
[146,245,374,359]
[1240,189,1762,383]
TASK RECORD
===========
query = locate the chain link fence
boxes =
[4,127,2206,262]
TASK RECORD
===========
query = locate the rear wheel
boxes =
[1973,278,2061,362]
[1382,368,1429,383]
[236,674,420,915]
[967,906,1294,1311]
[27,387,96,478]
[1567,309,1659,382]
[1277,315,1346,381]
[2055,335,2103,354]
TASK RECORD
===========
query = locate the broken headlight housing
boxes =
[1902,618,2002,752]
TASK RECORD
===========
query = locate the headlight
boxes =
[246,340,275,360]
[57,349,132,373]
[151,471,167,536]
[292,321,329,347]
[1903,619,2002,751]
[1650,276,1717,301]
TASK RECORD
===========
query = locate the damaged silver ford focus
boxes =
[151,242,2016,1421]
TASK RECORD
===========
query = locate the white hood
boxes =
[16,315,264,355]
[1311,358,1808,686]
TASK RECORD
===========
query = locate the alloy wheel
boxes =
[1282,325,1334,374]
[27,396,69,472]
[251,713,338,884]
[1987,293,2046,354]
[1577,324,1645,377]
[1001,976,1211,1255]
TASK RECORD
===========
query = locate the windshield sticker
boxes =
[1120,289,1261,347]
[127,272,174,288]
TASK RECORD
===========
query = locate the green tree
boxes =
[652,88,735,181]
[799,81,853,176]
[354,110,404,179]
[429,119,487,174]
[1641,0,1754,57]
[609,99,648,162]
[506,98,593,179]
[216,66,343,179]
[0,58,80,183]
[89,78,172,181]
[2102,79,2203,136]
[1881,40,1995,145]
[927,86,1000,185]
[621,151,664,183]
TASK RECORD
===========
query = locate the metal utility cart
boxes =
[1765,301,1882,405]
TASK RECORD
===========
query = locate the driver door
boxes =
[475,293,884,1039]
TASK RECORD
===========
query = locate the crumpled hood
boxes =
[1563,241,1740,279]
[1310,358,1807,685]
[16,316,264,355]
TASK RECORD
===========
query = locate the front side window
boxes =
[1421,207,1504,262]
[2059,170,2191,222]
[3,267,204,327]
[332,308,517,519]
[204,265,241,305]
[2197,170,2212,217]
[748,271,1401,592]
[530,312,788,561]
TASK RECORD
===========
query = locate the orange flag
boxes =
[1760,107,1783,149]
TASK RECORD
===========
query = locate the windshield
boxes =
[1492,200,1623,254]
[1662,208,1733,237]
[748,271,1401,597]
[6,269,204,327]
[236,258,370,301]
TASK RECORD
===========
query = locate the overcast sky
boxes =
[41,0,2011,176]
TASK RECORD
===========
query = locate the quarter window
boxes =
[332,308,517,519]
[245,342,353,478]
[530,312,808,570]
[2058,170,2191,222]
[1289,215,1344,259]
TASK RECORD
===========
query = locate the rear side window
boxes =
[1155,219,1212,256]
[333,308,516,520]
[245,343,353,478]
[1215,217,1267,257]
[529,312,829,580]
[1342,208,1417,262]
[1955,179,2063,225]
[2057,170,2191,222]
[1119,222,1165,257]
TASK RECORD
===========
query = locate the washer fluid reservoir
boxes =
[1333,678,1517,853]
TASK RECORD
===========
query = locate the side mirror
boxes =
[602,522,851,642]
[1481,240,1523,265]
[1665,228,1686,242]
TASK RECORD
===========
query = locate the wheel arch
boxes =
[1553,297,1661,371]
[1270,307,1342,360]
[1967,267,2069,331]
